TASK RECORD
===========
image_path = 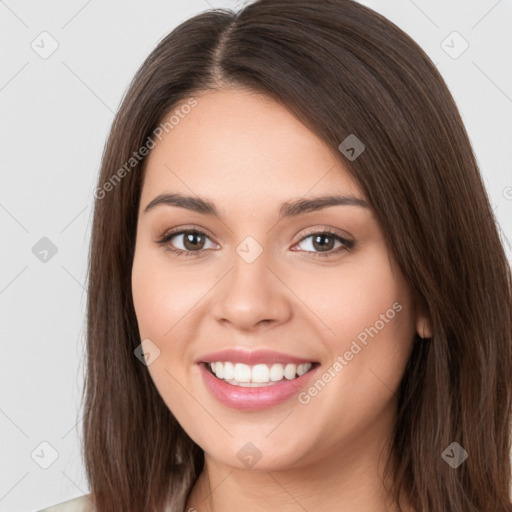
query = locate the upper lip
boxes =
[196,349,318,366]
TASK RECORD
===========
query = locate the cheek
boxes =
[291,251,415,416]
[131,246,205,339]
[290,250,413,350]
[131,245,220,398]
[131,247,198,415]
[131,246,190,384]
[131,254,165,338]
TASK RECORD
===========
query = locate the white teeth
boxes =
[207,361,314,385]
[214,362,224,379]
[223,361,235,380]
[270,363,284,381]
[284,363,296,380]
[252,364,270,383]
[234,363,251,383]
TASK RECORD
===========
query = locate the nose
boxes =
[211,246,293,333]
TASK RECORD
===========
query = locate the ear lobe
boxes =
[416,313,432,339]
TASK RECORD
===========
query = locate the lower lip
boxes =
[198,363,319,410]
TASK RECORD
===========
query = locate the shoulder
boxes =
[36,494,95,512]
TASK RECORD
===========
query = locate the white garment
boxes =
[36,494,95,512]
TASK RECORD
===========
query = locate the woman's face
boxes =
[131,88,428,471]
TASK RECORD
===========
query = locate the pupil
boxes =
[184,232,204,250]
[313,234,333,251]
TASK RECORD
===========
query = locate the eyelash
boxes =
[156,226,354,259]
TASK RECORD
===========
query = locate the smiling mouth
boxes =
[203,361,319,387]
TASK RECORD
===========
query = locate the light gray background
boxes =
[1,1,511,511]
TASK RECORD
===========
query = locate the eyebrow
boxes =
[143,192,370,218]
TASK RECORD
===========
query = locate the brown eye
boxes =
[311,233,336,252]
[157,228,217,256]
[181,231,207,251]
[293,230,354,258]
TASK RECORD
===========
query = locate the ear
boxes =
[415,311,432,339]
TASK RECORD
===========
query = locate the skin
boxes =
[131,87,431,512]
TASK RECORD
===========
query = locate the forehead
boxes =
[140,88,363,210]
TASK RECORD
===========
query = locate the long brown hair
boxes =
[82,1,512,510]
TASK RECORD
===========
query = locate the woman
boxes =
[37,0,512,511]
